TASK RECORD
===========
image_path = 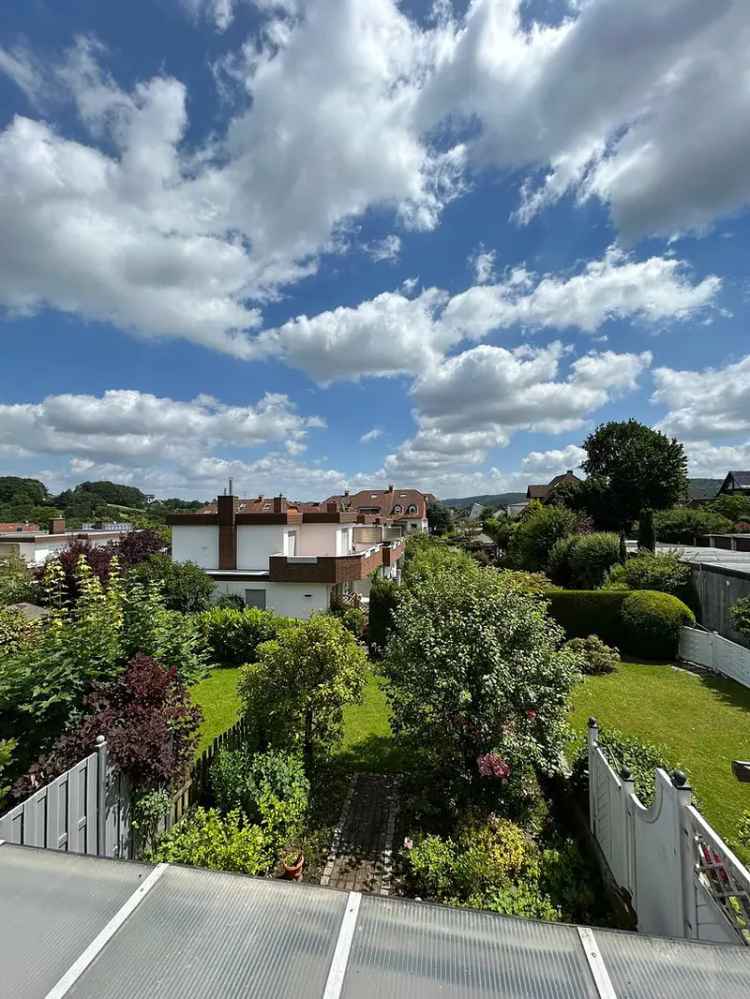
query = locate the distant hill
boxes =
[443,492,527,510]
[687,478,722,501]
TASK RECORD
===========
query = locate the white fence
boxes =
[588,720,750,945]
[0,736,131,858]
[679,626,750,688]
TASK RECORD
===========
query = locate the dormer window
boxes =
[407,504,417,514]
[393,504,403,514]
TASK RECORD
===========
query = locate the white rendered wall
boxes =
[172,525,219,569]
[236,525,286,569]
[296,523,341,557]
[210,578,331,619]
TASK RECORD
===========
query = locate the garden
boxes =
[2,417,750,929]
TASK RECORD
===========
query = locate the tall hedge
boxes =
[546,591,629,648]
[546,588,694,659]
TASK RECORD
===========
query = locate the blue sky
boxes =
[0,0,749,500]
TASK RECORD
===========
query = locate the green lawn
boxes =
[190,667,242,756]
[190,666,404,769]
[569,660,750,854]
[336,670,407,772]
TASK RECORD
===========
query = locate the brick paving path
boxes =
[322,773,399,894]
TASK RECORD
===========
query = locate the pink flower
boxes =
[477,753,511,780]
[403,837,413,850]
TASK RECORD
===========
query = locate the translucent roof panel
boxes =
[596,928,750,998]
[66,864,348,999]
[0,844,153,999]
[341,895,599,999]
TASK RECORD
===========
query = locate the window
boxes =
[407,504,417,514]
[285,531,297,556]
[244,589,267,609]
[393,504,403,514]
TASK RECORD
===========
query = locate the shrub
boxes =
[495,569,553,596]
[210,748,309,851]
[571,729,676,807]
[0,738,15,809]
[339,606,367,639]
[620,590,694,660]
[214,593,246,610]
[653,507,733,544]
[240,614,367,767]
[383,561,582,787]
[197,606,287,668]
[549,532,620,589]
[546,590,630,647]
[114,528,166,569]
[13,654,202,800]
[563,635,619,675]
[709,494,750,523]
[128,554,215,612]
[0,607,40,656]
[149,808,271,875]
[367,575,400,655]
[730,597,750,640]
[604,551,694,604]
[405,818,559,921]
[506,502,578,572]
[0,553,35,606]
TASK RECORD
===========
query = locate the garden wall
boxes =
[691,563,750,647]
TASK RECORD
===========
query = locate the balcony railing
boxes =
[268,544,384,583]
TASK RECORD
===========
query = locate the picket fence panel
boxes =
[679,626,750,688]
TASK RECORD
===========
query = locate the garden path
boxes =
[320,773,399,894]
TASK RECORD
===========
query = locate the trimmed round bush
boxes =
[620,590,695,660]
[566,533,621,589]
[197,607,289,667]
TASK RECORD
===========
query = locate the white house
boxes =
[0,518,132,566]
[168,495,406,619]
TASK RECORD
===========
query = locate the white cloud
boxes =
[521,444,587,478]
[251,249,717,383]
[681,440,750,479]
[0,389,323,467]
[363,235,402,263]
[468,246,496,285]
[360,428,383,443]
[652,354,750,439]
[416,0,750,240]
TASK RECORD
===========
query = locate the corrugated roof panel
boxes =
[596,928,750,998]
[0,844,153,999]
[66,865,347,999]
[341,895,599,999]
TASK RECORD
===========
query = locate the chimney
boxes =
[217,493,237,570]
[48,517,65,535]
[273,496,287,514]
[388,484,394,493]
[344,489,350,497]
[566,469,573,475]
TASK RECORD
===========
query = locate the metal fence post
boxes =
[96,735,107,857]
[587,717,598,838]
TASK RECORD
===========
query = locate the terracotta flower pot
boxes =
[283,852,305,880]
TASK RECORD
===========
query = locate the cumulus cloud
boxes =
[0,389,323,467]
[681,440,750,479]
[251,249,717,383]
[378,344,651,484]
[652,354,750,439]
[521,444,587,477]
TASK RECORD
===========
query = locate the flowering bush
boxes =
[383,562,583,788]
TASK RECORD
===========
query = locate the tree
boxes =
[368,574,400,655]
[239,614,367,769]
[581,420,687,558]
[707,494,750,524]
[427,501,452,535]
[129,554,214,612]
[0,553,36,606]
[383,561,582,786]
[653,507,733,544]
[506,502,578,571]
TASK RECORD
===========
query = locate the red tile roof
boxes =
[324,488,434,520]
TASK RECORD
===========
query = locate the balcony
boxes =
[269,544,384,583]
[382,539,405,567]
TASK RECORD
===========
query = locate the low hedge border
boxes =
[547,589,694,660]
